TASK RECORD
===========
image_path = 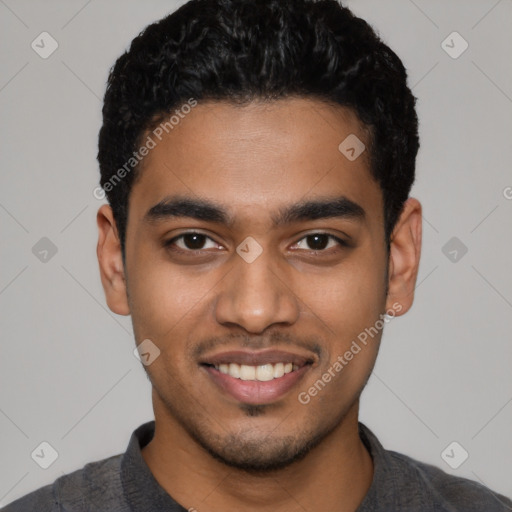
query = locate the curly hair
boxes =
[97,0,419,254]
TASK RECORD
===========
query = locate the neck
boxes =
[141,394,373,512]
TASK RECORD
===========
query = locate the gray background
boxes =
[1,0,511,506]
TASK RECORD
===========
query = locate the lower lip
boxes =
[203,365,311,405]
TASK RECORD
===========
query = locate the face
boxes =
[97,97,421,471]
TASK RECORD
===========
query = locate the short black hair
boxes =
[97,0,419,255]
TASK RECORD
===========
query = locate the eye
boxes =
[291,233,347,252]
[164,232,221,253]
[164,231,348,256]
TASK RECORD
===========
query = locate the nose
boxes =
[214,246,300,333]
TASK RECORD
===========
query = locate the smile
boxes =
[213,362,299,381]
[200,349,315,404]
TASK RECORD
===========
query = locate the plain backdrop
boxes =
[1,0,511,507]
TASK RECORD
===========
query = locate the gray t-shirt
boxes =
[2,421,511,511]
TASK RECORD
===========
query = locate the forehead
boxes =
[129,97,383,229]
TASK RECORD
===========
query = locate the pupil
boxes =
[307,234,328,250]
[184,234,205,249]
[182,234,329,251]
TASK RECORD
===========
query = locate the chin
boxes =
[190,425,329,473]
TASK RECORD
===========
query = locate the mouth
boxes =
[199,350,315,405]
[209,361,300,381]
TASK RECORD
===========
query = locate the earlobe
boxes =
[96,205,130,316]
[385,198,422,316]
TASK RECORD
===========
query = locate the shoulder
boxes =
[388,449,512,511]
[358,423,512,512]
[1,454,125,512]
[1,483,57,512]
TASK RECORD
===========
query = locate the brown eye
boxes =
[179,233,208,250]
[293,233,347,252]
[305,234,330,250]
[164,232,219,252]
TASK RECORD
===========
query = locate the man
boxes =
[3,0,511,510]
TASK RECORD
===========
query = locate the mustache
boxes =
[191,330,323,360]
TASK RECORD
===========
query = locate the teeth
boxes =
[213,362,299,381]
[273,362,284,378]
[256,364,274,381]
[229,363,240,378]
[240,365,256,380]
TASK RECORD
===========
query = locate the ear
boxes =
[385,198,422,316]
[96,205,130,315]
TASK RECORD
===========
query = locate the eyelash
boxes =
[163,231,348,256]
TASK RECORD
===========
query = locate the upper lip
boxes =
[200,349,316,367]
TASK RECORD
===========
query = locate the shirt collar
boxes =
[356,422,401,510]
[120,420,396,511]
[121,420,187,511]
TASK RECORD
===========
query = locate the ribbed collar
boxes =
[120,420,393,511]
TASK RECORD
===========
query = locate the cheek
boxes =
[126,252,212,342]
[127,265,209,384]
[294,255,386,333]
[293,249,386,394]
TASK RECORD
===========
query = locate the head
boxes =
[97,0,421,471]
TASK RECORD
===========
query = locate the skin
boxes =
[97,97,422,512]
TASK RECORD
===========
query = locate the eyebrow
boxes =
[144,195,366,227]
